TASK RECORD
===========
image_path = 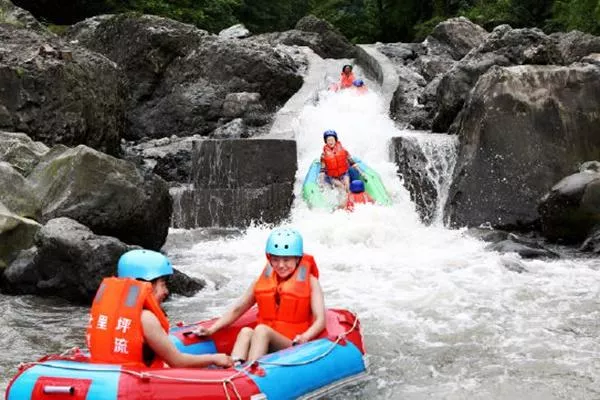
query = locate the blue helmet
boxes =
[323,130,338,142]
[353,79,364,87]
[265,228,303,257]
[350,179,365,193]
[117,249,173,281]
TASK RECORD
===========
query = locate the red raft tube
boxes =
[6,308,367,400]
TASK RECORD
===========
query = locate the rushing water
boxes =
[2,78,600,400]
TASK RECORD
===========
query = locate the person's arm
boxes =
[348,155,365,177]
[200,282,257,336]
[294,276,326,344]
[141,310,232,368]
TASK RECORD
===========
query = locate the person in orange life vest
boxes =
[340,64,355,89]
[345,179,374,211]
[87,249,232,369]
[319,130,365,193]
[193,228,326,366]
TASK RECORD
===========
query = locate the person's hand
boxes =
[212,353,233,368]
[318,172,326,187]
[292,333,310,345]
[192,325,214,336]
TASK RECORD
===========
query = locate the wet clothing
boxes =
[254,254,319,340]
[320,141,356,178]
[87,277,169,368]
[346,191,374,211]
[340,72,356,88]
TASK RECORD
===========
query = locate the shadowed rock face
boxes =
[67,14,303,141]
[28,145,172,250]
[538,169,600,243]
[172,139,296,228]
[0,23,124,155]
[445,64,600,230]
[1,218,204,303]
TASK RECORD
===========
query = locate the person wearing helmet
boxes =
[352,79,368,94]
[193,228,325,366]
[319,130,365,193]
[340,64,355,89]
[345,179,374,211]
[87,249,232,369]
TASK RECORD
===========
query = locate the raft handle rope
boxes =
[20,312,360,400]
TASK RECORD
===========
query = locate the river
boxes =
[2,71,600,399]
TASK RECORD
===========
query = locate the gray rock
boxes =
[67,14,302,140]
[391,136,438,223]
[581,53,600,67]
[0,161,40,220]
[0,23,124,155]
[551,30,600,64]
[0,201,40,269]
[211,118,247,139]
[538,169,600,243]
[428,17,488,60]
[0,0,46,33]
[433,26,562,132]
[28,145,172,250]
[445,64,600,230]
[222,92,262,118]
[580,228,600,253]
[0,217,204,303]
[219,23,250,39]
[0,131,49,176]
[254,15,356,59]
[122,135,199,183]
[486,238,560,259]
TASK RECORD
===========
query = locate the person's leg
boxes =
[231,327,254,363]
[247,324,293,361]
[342,174,350,192]
[331,177,344,190]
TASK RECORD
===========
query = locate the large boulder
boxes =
[255,15,356,60]
[28,145,172,250]
[67,14,302,140]
[427,17,488,61]
[0,201,40,268]
[433,25,562,132]
[0,130,49,175]
[0,0,45,32]
[445,64,600,229]
[0,23,124,155]
[0,218,204,303]
[0,161,40,219]
[551,30,600,65]
[538,166,600,243]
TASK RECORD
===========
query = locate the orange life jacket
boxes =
[322,142,350,178]
[340,72,355,88]
[254,254,319,340]
[346,192,374,211]
[87,277,169,368]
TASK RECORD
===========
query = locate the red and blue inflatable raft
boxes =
[5,308,367,400]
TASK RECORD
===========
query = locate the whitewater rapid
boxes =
[164,85,600,398]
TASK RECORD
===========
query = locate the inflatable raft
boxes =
[6,308,366,400]
[302,158,392,211]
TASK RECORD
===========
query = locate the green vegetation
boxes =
[12,0,600,42]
